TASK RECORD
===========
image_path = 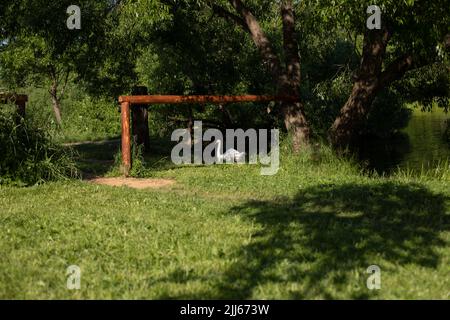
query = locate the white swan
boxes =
[216,139,246,163]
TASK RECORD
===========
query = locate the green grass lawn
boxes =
[0,141,449,299]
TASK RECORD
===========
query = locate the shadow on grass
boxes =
[68,135,176,177]
[163,182,449,299]
[69,139,120,177]
[219,182,449,299]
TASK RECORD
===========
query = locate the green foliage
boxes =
[315,0,449,44]
[0,1,110,85]
[304,71,353,138]
[114,0,171,36]
[75,0,171,97]
[0,108,79,185]
[58,96,121,142]
[20,85,120,142]
[398,63,450,111]
[132,3,276,133]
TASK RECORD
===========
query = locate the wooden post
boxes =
[132,105,151,151]
[131,86,150,151]
[121,101,131,176]
[16,101,26,124]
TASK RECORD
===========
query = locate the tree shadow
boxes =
[70,139,120,177]
[204,182,449,299]
[356,132,412,174]
[69,135,177,177]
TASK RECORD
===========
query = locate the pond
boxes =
[359,107,450,174]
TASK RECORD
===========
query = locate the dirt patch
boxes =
[89,177,175,189]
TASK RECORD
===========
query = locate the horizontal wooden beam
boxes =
[0,94,28,103]
[118,95,299,105]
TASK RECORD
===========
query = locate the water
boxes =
[360,108,450,174]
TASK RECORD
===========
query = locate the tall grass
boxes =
[108,142,148,177]
[0,108,79,186]
[392,159,450,181]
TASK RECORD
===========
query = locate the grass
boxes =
[0,139,449,299]
[0,108,79,186]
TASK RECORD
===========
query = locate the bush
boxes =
[0,108,79,186]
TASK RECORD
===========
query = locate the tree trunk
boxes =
[329,27,391,149]
[279,0,310,151]
[131,86,151,151]
[50,83,62,125]
[278,73,311,152]
[329,80,379,148]
[225,0,310,152]
[132,105,150,151]
[280,99,310,151]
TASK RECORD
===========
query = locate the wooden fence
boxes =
[118,95,298,176]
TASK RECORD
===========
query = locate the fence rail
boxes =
[119,95,298,175]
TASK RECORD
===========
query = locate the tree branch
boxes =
[58,70,70,101]
[227,0,283,84]
[359,26,392,79]
[281,0,301,87]
[210,4,249,33]
[379,54,414,88]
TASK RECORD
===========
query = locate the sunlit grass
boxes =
[0,142,449,299]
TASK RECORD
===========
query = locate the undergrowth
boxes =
[0,108,79,186]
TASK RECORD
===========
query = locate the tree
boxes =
[318,0,450,149]
[75,0,170,98]
[0,0,112,125]
[207,0,311,151]
[90,0,311,151]
[134,1,274,138]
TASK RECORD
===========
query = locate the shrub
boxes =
[0,108,79,186]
